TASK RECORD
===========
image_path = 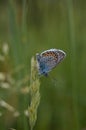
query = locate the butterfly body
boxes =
[36,49,66,76]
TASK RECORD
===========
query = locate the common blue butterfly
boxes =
[36,49,66,76]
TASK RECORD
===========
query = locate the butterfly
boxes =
[36,49,66,76]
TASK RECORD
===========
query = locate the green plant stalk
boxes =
[28,57,40,130]
[8,0,21,66]
[8,1,29,130]
[66,0,80,129]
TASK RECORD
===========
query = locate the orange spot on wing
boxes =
[42,51,58,61]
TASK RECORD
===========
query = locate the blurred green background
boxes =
[0,0,86,130]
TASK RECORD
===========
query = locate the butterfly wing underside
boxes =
[41,50,59,71]
[36,49,66,75]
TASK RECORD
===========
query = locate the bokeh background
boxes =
[0,0,86,130]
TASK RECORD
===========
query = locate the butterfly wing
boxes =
[36,49,66,75]
[41,49,66,69]
[41,51,58,72]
